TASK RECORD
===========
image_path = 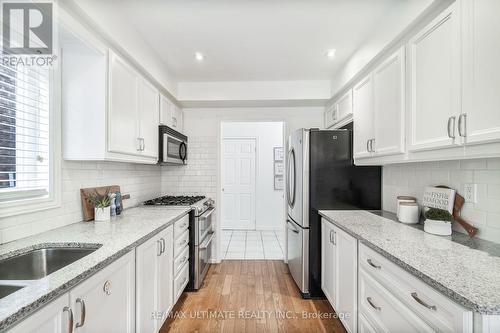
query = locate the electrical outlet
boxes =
[463,183,477,203]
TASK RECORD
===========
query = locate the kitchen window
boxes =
[0,63,60,216]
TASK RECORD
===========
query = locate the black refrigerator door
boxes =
[307,128,381,298]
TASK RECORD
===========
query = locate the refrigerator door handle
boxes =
[287,148,296,208]
[287,220,299,234]
[286,149,292,207]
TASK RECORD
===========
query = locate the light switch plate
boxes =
[463,183,477,203]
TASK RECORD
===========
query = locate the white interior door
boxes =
[222,138,256,230]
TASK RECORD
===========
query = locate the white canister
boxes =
[94,206,111,222]
[397,196,417,219]
[398,202,420,224]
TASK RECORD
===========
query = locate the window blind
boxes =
[0,63,51,201]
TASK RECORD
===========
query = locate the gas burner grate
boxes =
[143,195,206,206]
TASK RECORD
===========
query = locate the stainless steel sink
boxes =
[0,285,24,299]
[0,246,99,281]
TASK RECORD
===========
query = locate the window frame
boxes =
[0,67,61,217]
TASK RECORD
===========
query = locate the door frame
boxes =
[220,136,258,231]
[217,119,287,263]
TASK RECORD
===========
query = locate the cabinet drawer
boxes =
[359,244,472,333]
[359,268,434,333]
[174,214,189,240]
[174,262,189,302]
[174,245,189,276]
[174,230,189,258]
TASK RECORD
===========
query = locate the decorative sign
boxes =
[274,147,284,161]
[422,186,456,213]
[274,175,284,190]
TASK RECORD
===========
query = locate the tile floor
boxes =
[221,230,285,260]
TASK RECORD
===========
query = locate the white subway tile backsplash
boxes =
[383,158,500,244]
[0,160,163,244]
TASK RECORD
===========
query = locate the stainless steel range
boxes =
[143,195,215,290]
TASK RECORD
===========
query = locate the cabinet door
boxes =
[108,51,140,156]
[171,105,180,130]
[335,226,358,333]
[159,94,172,127]
[373,47,406,157]
[136,234,161,333]
[138,78,159,159]
[158,226,174,326]
[353,75,375,159]
[8,294,70,333]
[324,105,335,128]
[337,90,353,123]
[321,219,336,306]
[408,3,460,152]
[462,0,500,145]
[70,251,135,333]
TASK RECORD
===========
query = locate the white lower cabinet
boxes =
[8,294,70,333]
[136,225,174,333]
[321,219,475,333]
[321,219,357,333]
[69,251,136,333]
[8,251,135,333]
[173,216,190,304]
[359,268,434,332]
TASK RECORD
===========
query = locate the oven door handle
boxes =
[199,232,215,250]
[199,207,215,220]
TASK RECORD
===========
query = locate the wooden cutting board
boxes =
[80,185,129,221]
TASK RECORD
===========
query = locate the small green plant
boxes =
[87,189,111,208]
[424,208,453,222]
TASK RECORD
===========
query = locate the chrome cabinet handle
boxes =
[103,280,112,295]
[411,292,437,311]
[447,116,456,139]
[367,258,381,269]
[161,238,166,254]
[137,138,142,151]
[367,297,381,311]
[458,113,467,137]
[371,138,375,152]
[141,138,145,151]
[63,306,74,333]
[366,139,370,153]
[75,298,86,328]
[157,239,162,256]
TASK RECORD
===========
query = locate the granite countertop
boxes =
[319,210,500,315]
[0,206,190,331]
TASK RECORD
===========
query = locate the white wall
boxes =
[177,80,331,102]
[0,161,162,244]
[221,122,284,230]
[383,158,500,244]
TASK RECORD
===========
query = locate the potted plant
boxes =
[424,208,453,236]
[88,189,111,222]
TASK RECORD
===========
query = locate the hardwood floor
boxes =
[160,260,347,333]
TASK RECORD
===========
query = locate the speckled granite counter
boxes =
[0,206,190,331]
[319,210,500,315]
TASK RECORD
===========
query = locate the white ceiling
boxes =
[76,0,432,83]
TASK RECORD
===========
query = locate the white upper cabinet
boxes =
[159,94,184,132]
[61,11,160,164]
[408,3,461,152]
[324,90,352,129]
[336,90,353,125]
[108,51,141,157]
[353,75,375,159]
[462,0,500,146]
[373,47,406,157]
[138,78,160,158]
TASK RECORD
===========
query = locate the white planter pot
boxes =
[94,206,111,222]
[424,219,452,236]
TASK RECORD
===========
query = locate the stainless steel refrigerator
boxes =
[286,125,381,298]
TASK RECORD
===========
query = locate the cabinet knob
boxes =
[103,280,112,295]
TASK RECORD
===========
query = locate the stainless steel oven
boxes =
[194,206,214,289]
[159,125,187,165]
